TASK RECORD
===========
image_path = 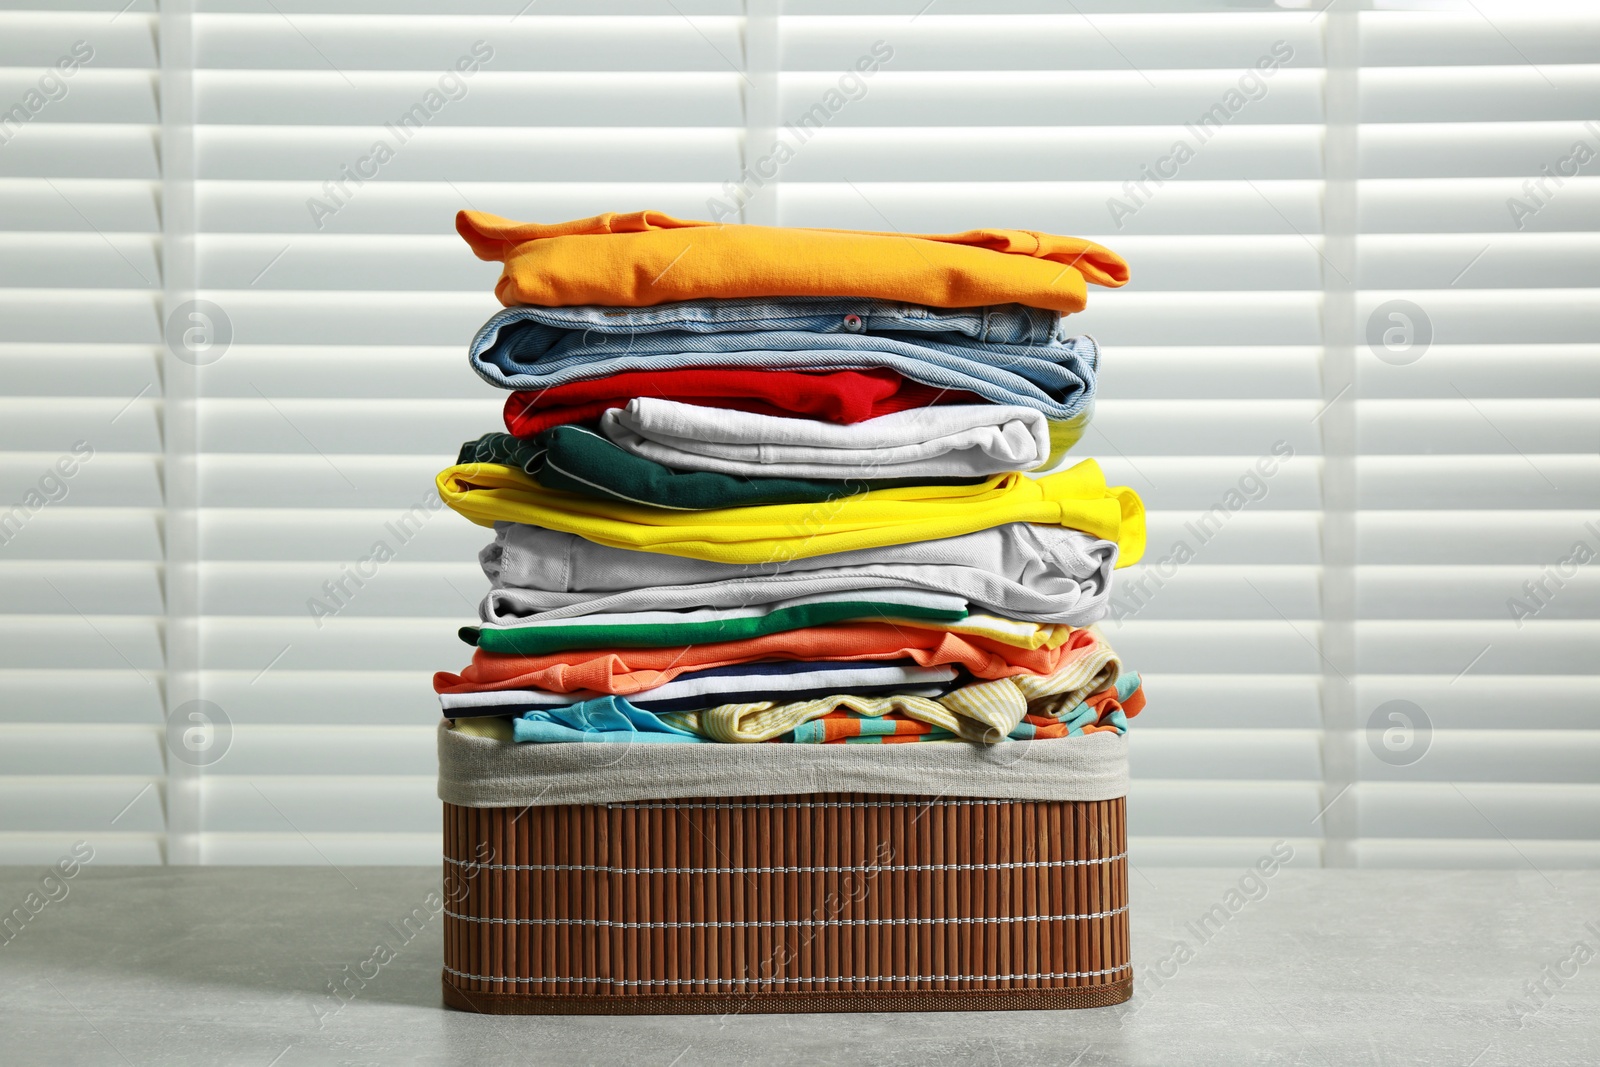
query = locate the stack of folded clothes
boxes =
[434,210,1146,748]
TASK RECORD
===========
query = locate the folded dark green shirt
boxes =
[460,595,969,654]
[457,428,983,511]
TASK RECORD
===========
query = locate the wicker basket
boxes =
[440,793,1130,1014]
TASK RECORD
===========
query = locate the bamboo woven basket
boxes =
[441,793,1130,1014]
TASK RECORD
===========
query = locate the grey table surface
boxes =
[1,866,1597,1066]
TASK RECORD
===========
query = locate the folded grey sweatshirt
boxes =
[477,521,1119,626]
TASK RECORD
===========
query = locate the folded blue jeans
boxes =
[468,297,1099,421]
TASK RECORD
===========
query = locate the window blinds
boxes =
[1344,6,1600,868]
[1,0,1593,867]
[187,0,745,864]
[0,3,166,864]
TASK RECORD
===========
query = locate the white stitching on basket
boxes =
[443,905,1128,928]
[608,798,1028,811]
[442,851,1127,874]
[443,963,1131,986]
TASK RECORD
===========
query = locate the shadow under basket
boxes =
[441,794,1130,1014]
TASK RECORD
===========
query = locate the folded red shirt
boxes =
[503,367,978,436]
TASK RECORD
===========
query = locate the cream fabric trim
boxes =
[437,721,1129,807]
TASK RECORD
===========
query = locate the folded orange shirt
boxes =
[433,624,1095,698]
[456,210,1129,314]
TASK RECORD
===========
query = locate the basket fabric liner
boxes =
[437,720,1128,808]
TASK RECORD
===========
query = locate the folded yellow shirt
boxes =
[456,210,1129,314]
[437,460,1145,567]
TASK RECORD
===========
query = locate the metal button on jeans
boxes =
[842,313,864,332]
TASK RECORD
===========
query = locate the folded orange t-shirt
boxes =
[433,624,1096,697]
[456,210,1128,314]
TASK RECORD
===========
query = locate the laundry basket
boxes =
[436,724,1131,1014]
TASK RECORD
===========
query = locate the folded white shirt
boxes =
[598,398,1052,479]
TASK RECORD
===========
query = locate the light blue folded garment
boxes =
[509,697,706,744]
[467,297,1098,421]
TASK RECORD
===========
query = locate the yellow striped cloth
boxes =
[910,613,1078,650]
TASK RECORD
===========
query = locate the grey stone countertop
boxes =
[1,866,1597,1066]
